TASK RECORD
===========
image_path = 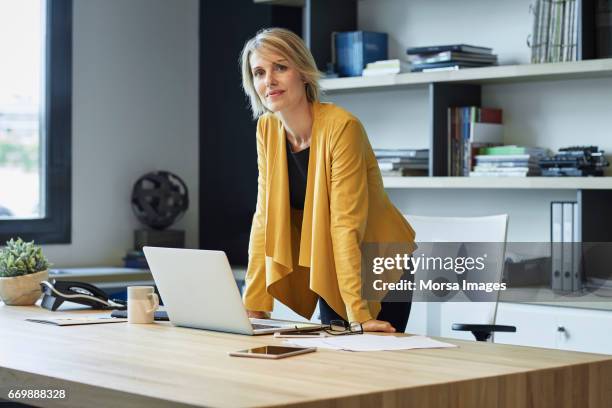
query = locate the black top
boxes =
[286,141,309,210]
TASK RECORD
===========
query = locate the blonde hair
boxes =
[240,28,321,119]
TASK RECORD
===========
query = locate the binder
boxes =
[562,202,574,291]
[572,202,582,291]
[551,202,563,291]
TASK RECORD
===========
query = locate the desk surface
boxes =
[1,304,611,408]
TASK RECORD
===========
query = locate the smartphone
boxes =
[273,331,327,338]
[228,345,316,359]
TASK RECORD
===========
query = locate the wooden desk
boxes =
[1,304,611,408]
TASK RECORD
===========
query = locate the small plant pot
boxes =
[0,270,48,306]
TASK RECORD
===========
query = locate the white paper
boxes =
[26,315,127,326]
[284,334,457,352]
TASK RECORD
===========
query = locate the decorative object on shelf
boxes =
[406,44,497,72]
[334,31,388,77]
[0,238,50,305]
[540,146,609,176]
[131,171,189,250]
[374,148,429,177]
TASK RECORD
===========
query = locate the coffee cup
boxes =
[127,286,159,324]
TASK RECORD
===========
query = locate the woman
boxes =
[240,28,416,333]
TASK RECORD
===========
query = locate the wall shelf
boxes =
[321,58,612,93]
[382,177,612,190]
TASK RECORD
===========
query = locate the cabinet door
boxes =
[556,308,612,355]
[494,303,558,349]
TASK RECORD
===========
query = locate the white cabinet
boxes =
[494,303,559,349]
[554,308,612,354]
[495,302,612,354]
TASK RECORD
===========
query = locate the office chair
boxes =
[404,214,516,342]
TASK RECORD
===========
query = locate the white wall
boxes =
[42,0,199,267]
[358,0,533,65]
[320,0,612,242]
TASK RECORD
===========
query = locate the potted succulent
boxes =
[0,238,51,306]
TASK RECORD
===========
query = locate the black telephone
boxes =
[40,280,127,311]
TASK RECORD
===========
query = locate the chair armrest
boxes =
[452,323,516,342]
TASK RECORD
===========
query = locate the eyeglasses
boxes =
[324,320,363,336]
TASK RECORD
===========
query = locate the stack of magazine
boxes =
[530,0,580,63]
[471,146,549,177]
[406,44,498,72]
[374,149,429,177]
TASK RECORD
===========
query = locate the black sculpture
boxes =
[131,171,189,230]
[131,171,189,250]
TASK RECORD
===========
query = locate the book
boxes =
[406,44,493,55]
[472,166,534,173]
[362,59,410,76]
[378,162,428,171]
[531,0,542,63]
[365,59,405,69]
[474,161,538,168]
[377,157,429,164]
[470,123,504,144]
[447,106,504,176]
[548,0,560,61]
[479,107,503,123]
[420,65,463,72]
[362,67,402,76]
[408,51,498,64]
[474,154,536,161]
[469,171,533,177]
[478,145,548,156]
[380,168,428,177]
[411,61,494,72]
[374,148,429,159]
[563,0,572,60]
[568,0,578,61]
[541,0,553,62]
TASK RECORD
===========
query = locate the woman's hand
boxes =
[362,319,396,333]
[247,310,269,319]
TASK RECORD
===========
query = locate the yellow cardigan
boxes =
[243,102,416,323]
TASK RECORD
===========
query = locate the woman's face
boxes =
[249,50,307,114]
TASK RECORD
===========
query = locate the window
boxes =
[0,0,72,244]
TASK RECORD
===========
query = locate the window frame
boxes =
[0,0,72,244]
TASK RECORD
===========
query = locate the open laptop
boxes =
[142,246,323,335]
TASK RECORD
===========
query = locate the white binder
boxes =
[562,202,574,292]
[551,202,563,291]
[572,202,582,291]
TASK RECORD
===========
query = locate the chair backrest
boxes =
[403,214,508,340]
